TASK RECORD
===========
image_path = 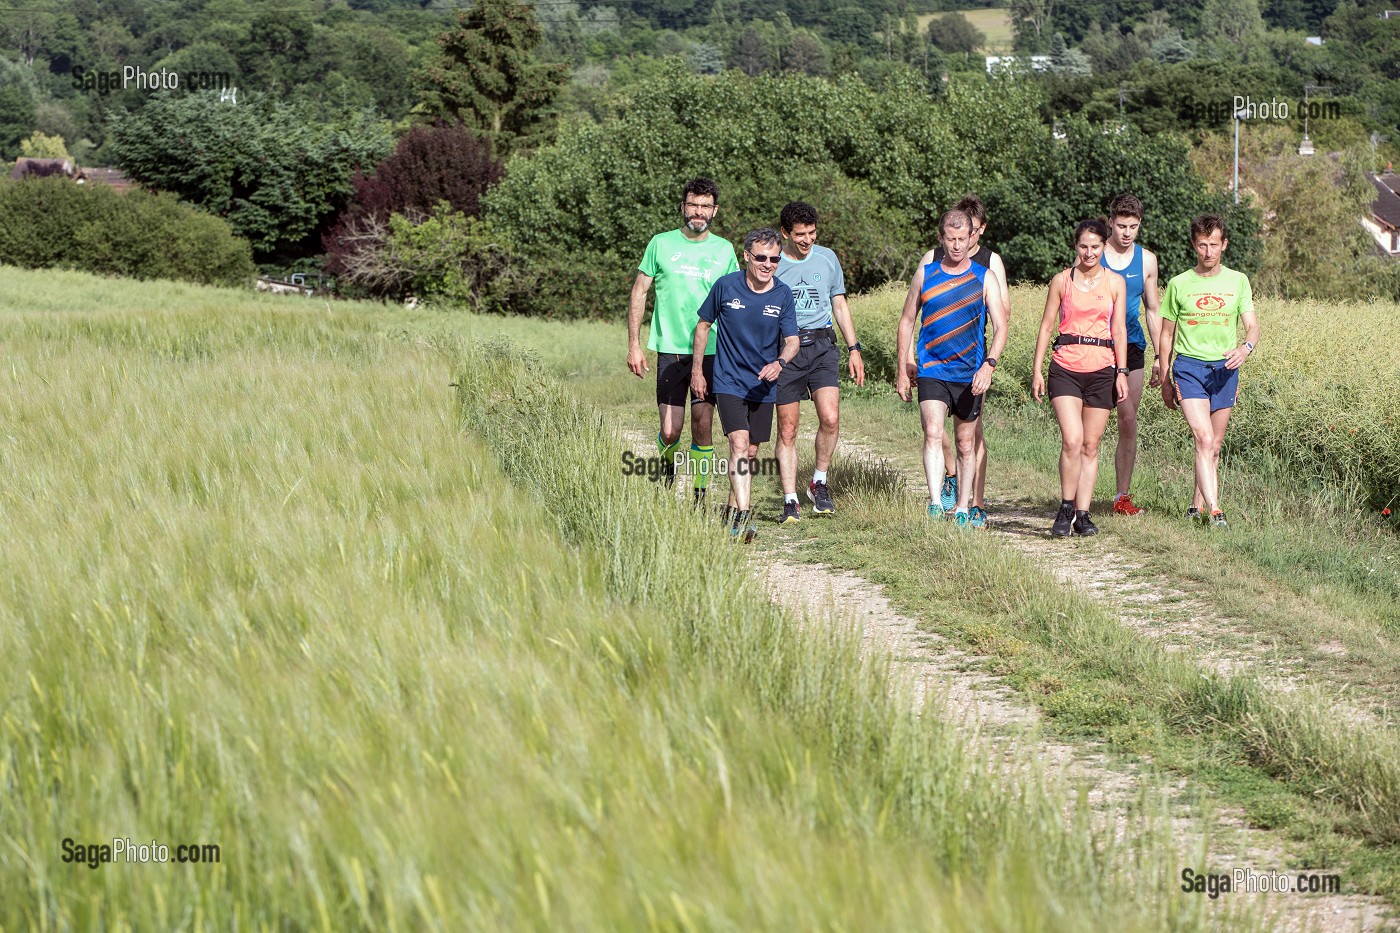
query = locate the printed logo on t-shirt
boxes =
[1195,295,1226,311]
[724,298,744,310]
[763,304,782,317]
[670,252,683,262]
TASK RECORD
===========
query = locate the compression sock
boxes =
[657,432,682,462]
[689,444,714,490]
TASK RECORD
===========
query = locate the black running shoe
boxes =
[1051,502,1075,537]
[1072,511,1099,536]
[1186,507,1202,522]
[1210,510,1229,530]
[808,480,834,514]
[781,500,800,524]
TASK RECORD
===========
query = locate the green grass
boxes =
[438,278,1400,904]
[0,266,1242,929]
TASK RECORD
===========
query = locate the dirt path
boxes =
[618,425,1390,930]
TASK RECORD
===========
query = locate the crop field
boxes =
[917,7,1015,51]
[2,264,1397,929]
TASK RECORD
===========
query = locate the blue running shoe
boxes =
[969,505,988,528]
[954,510,970,528]
[939,474,958,512]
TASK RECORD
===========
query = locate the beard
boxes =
[686,217,710,233]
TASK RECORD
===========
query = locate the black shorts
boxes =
[716,394,775,444]
[1047,360,1115,409]
[917,377,984,421]
[1127,343,1145,373]
[656,353,715,407]
[776,330,840,404]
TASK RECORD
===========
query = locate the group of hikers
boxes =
[626,179,1260,542]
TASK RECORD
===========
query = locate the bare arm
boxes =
[972,268,1009,395]
[830,293,865,386]
[1110,275,1129,403]
[758,335,801,383]
[627,272,654,378]
[1030,272,1064,402]
[1158,317,1178,410]
[989,253,1012,320]
[690,320,712,399]
[1224,309,1261,370]
[895,251,936,402]
[1141,250,1163,387]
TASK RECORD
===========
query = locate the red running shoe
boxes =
[1113,494,1144,516]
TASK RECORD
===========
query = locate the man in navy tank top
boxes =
[894,210,1010,527]
[1102,193,1162,516]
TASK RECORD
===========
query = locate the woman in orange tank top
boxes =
[1031,219,1129,537]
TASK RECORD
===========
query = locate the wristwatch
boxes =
[849,342,863,353]
[1116,366,1130,375]
[984,357,997,368]
[775,357,786,368]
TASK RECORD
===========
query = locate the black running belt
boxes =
[1054,334,1114,348]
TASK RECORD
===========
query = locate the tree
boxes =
[18,130,68,160]
[1050,33,1093,74]
[783,32,828,76]
[688,41,725,75]
[324,124,504,277]
[731,27,773,76]
[417,0,569,156]
[1200,0,1265,45]
[1011,0,1056,52]
[110,90,392,261]
[1149,31,1194,63]
[926,13,985,54]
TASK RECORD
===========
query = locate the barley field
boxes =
[1,266,1239,930]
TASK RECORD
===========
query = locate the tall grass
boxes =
[0,266,1232,930]
[850,283,1400,515]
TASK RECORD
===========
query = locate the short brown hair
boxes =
[1189,214,1227,241]
[939,209,972,235]
[1108,193,1143,221]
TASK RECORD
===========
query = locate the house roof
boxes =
[9,157,74,179]
[1370,172,1400,230]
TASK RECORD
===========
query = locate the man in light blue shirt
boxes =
[772,202,865,523]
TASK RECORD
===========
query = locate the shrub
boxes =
[323,124,503,279]
[0,177,254,287]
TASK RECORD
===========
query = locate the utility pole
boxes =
[1298,83,1332,156]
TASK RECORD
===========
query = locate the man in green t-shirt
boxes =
[627,178,740,504]
[1159,214,1261,529]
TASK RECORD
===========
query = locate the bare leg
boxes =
[775,401,800,497]
[1075,406,1112,511]
[919,400,950,505]
[1179,399,1223,514]
[1114,367,1145,496]
[811,386,840,473]
[1051,396,1085,503]
[953,418,978,511]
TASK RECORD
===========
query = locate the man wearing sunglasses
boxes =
[773,201,865,524]
[628,178,739,504]
[691,228,799,542]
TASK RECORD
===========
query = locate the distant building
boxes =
[9,157,76,180]
[984,55,1052,75]
[77,167,133,193]
[1305,36,1323,45]
[1363,171,1400,257]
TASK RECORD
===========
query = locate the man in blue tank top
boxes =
[894,210,1009,526]
[1101,193,1162,517]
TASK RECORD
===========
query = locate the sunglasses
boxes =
[749,254,781,265]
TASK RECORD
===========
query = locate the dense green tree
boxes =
[417,0,568,155]
[926,13,985,54]
[986,115,1260,282]
[783,32,827,75]
[110,90,391,260]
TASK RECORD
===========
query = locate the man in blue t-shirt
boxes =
[692,228,799,542]
[773,201,866,524]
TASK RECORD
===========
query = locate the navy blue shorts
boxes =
[1172,355,1239,412]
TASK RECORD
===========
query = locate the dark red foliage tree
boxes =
[324,123,503,277]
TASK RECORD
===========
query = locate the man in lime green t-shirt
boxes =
[627,178,739,504]
[1158,214,1261,529]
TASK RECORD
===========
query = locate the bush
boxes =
[323,124,503,279]
[334,202,531,312]
[0,177,254,287]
